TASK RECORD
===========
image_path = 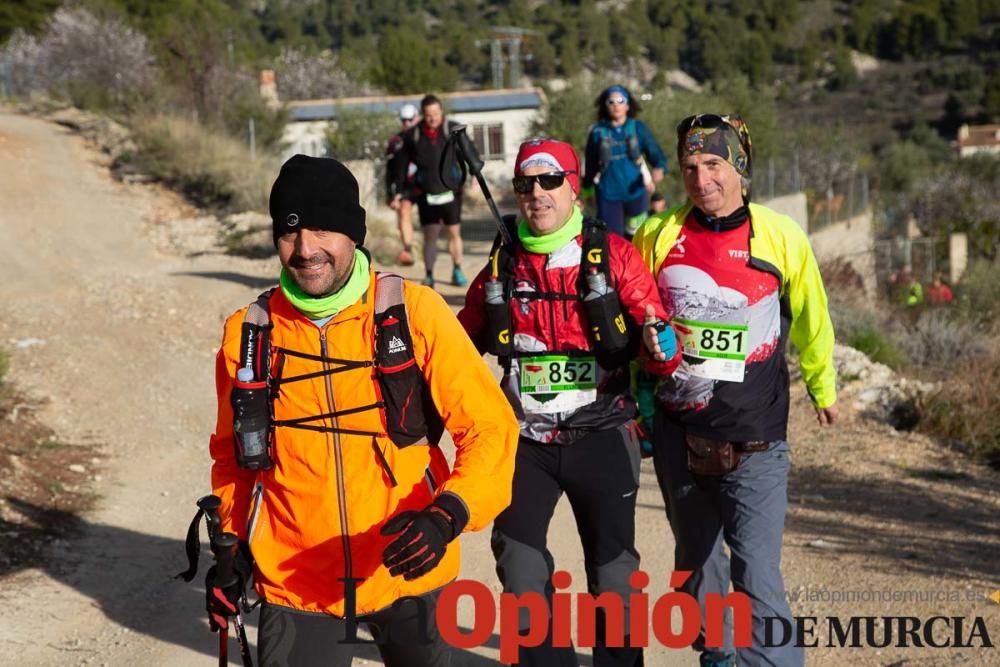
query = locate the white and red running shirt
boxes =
[656,209,791,441]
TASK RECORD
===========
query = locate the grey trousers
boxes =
[652,411,803,667]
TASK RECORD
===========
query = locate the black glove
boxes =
[204,541,252,632]
[382,494,470,581]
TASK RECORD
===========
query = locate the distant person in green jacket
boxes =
[897,266,924,307]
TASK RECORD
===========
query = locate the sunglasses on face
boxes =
[606,97,628,106]
[512,171,572,194]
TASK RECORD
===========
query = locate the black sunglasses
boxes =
[512,171,573,194]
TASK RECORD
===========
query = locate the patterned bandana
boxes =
[678,114,752,179]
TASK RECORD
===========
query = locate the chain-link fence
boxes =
[752,156,869,233]
[874,237,950,298]
[806,171,870,233]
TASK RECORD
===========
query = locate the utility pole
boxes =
[508,36,522,88]
[490,40,503,89]
[477,27,540,89]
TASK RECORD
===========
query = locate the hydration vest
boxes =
[593,118,642,173]
[405,119,466,191]
[484,215,635,371]
[238,273,444,482]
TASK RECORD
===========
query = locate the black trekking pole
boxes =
[448,124,513,246]
[212,531,254,667]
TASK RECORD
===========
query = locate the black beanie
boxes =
[269,154,367,246]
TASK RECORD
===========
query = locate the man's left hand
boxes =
[642,304,677,362]
[381,507,454,580]
[816,402,839,426]
[651,168,664,183]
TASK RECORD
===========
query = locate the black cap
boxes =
[269,155,366,246]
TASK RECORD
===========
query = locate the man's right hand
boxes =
[642,304,678,362]
[389,194,402,210]
[816,402,839,426]
[205,565,240,631]
[203,541,252,631]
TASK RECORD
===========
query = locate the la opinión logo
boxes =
[341,570,752,663]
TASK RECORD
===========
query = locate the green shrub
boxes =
[845,323,908,369]
[129,113,276,211]
[954,258,1000,325]
[829,300,908,369]
[894,308,989,370]
[920,354,1000,468]
[325,109,399,161]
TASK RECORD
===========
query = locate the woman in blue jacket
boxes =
[583,85,668,238]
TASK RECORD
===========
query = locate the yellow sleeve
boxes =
[631,211,662,274]
[406,284,519,532]
[784,224,838,409]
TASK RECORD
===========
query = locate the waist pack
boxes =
[685,434,769,476]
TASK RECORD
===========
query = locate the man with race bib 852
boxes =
[459,138,681,667]
[633,114,838,667]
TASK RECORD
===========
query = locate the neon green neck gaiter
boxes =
[517,207,584,255]
[280,249,370,320]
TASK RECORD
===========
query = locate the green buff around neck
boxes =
[517,207,583,254]
[280,249,370,319]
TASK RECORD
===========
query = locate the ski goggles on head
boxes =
[606,96,628,106]
[512,171,574,194]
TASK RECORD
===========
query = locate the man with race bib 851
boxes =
[633,114,838,667]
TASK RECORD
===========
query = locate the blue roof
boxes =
[287,89,544,122]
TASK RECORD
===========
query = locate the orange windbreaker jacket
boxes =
[210,271,518,616]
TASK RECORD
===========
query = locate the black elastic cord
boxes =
[273,402,384,428]
[274,346,373,368]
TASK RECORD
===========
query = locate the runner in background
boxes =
[392,95,468,289]
[386,103,420,266]
[582,85,667,239]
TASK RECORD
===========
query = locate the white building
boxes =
[282,88,547,188]
[957,123,1000,157]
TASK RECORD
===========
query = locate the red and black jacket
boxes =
[459,218,676,445]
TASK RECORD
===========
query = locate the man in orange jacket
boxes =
[207,155,518,666]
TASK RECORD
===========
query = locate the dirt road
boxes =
[0,109,996,666]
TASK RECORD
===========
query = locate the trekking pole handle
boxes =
[212,531,254,667]
[197,494,223,544]
[449,124,513,246]
[212,532,240,590]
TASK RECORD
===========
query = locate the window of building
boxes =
[472,123,505,159]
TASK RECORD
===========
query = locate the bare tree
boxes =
[910,164,1000,260]
[0,6,156,108]
[272,47,380,101]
